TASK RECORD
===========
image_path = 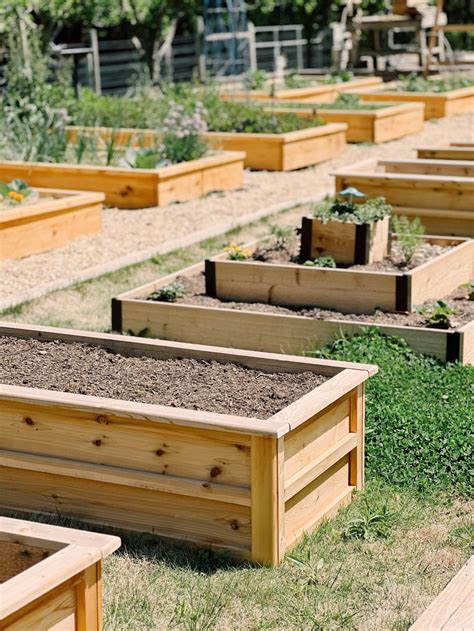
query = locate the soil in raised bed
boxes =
[155,275,473,330]
[250,237,451,272]
[0,337,327,419]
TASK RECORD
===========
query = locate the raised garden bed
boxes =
[0,322,376,566]
[353,85,474,119]
[333,158,474,237]
[0,516,120,631]
[203,235,473,314]
[221,76,383,103]
[417,145,474,161]
[67,124,347,172]
[0,153,245,209]
[268,101,425,143]
[0,188,103,260]
[112,262,474,365]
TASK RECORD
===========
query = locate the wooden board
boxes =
[353,86,474,119]
[0,323,375,566]
[0,153,245,209]
[0,517,119,630]
[113,261,474,365]
[268,102,425,143]
[417,146,474,161]
[410,556,473,630]
[0,189,103,260]
[206,236,472,315]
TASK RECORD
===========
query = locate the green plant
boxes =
[268,224,296,251]
[148,282,186,303]
[418,300,457,330]
[73,133,89,164]
[243,69,267,91]
[284,72,312,89]
[391,216,425,265]
[160,102,208,164]
[461,281,474,301]
[313,194,392,225]
[448,523,474,549]
[120,148,164,169]
[225,243,251,261]
[398,73,474,93]
[0,178,36,206]
[303,256,337,268]
[343,498,394,541]
[323,71,354,84]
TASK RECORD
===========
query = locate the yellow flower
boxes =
[8,191,24,202]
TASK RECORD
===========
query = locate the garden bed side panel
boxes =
[334,172,474,211]
[380,158,474,178]
[0,154,245,209]
[115,293,472,364]
[354,87,474,119]
[0,191,103,260]
[204,125,347,171]
[417,147,474,161]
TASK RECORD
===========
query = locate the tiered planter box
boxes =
[67,124,347,172]
[204,236,473,314]
[300,215,390,265]
[0,322,376,566]
[0,153,245,209]
[0,188,103,260]
[353,85,474,119]
[112,260,474,365]
[333,158,474,237]
[0,516,120,631]
[268,102,425,143]
[220,76,383,103]
[417,146,474,161]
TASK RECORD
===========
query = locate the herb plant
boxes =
[160,102,208,164]
[284,73,312,89]
[391,216,425,265]
[418,300,457,329]
[398,73,474,93]
[148,282,186,303]
[323,71,354,84]
[243,69,267,91]
[313,195,392,225]
[268,225,296,251]
[303,256,337,268]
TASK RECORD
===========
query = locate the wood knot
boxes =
[24,417,34,426]
[230,520,239,531]
[93,439,102,446]
[155,449,165,456]
[210,466,222,478]
[96,415,109,425]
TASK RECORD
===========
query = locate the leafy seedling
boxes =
[419,300,456,330]
[148,282,186,303]
[269,224,296,251]
[343,498,394,542]
[391,216,425,266]
[304,256,336,268]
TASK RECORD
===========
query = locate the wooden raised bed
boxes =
[353,85,474,119]
[268,102,425,143]
[67,124,347,172]
[0,516,120,631]
[204,236,473,314]
[333,158,474,237]
[417,146,474,161]
[300,215,389,265]
[0,322,376,566]
[220,76,383,103]
[0,188,103,260]
[0,153,245,209]
[112,261,474,365]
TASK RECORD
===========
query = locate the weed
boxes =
[417,300,457,329]
[391,216,425,265]
[304,256,336,268]
[148,282,186,303]
[225,243,251,261]
[343,498,394,541]
[448,523,473,549]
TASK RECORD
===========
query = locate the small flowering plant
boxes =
[160,102,208,164]
[0,179,37,207]
[226,243,251,261]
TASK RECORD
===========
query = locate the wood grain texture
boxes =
[0,153,245,209]
[410,556,473,630]
[418,146,474,161]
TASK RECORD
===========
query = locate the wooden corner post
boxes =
[76,561,102,631]
[250,436,285,566]
[349,384,365,490]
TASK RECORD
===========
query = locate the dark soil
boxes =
[0,337,328,419]
[161,275,473,330]
[251,238,451,272]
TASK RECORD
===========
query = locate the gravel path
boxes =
[1,112,471,308]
